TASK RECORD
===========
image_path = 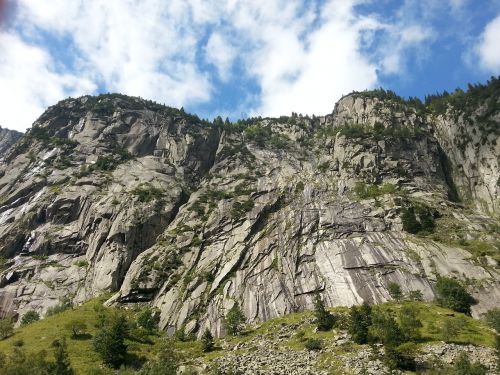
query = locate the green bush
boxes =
[354,182,396,199]
[131,183,165,203]
[93,314,128,368]
[387,282,403,301]
[21,310,40,326]
[304,338,323,351]
[137,308,158,334]
[484,308,500,333]
[0,319,13,340]
[435,277,476,315]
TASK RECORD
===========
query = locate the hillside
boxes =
[0,298,497,374]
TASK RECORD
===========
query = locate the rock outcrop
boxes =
[0,83,498,336]
[0,126,22,158]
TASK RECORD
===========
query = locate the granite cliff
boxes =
[0,81,498,339]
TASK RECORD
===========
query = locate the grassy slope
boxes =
[0,300,495,374]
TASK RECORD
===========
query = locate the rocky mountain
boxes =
[0,126,22,158]
[0,80,499,340]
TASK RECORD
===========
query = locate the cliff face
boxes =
[0,87,498,336]
[0,126,22,158]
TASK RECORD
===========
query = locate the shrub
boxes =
[387,282,403,301]
[224,302,246,336]
[0,319,13,340]
[370,311,403,347]
[313,294,335,331]
[484,308,500,333]
[435,277,476,315]
[407,290,424,301]
[304,338,323,351]
[93,314,128,368]
[453,352,487,375]
[441,319,462,342]
[131,183,165,203]
[137,308,158,334]
[201,328,215,352]
[21,310,40,326]
[385,342,417,371]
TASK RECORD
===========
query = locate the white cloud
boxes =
[1,0,449,130]
[205,33,237,81]
[0,32,95,131]
[477,14,500,72]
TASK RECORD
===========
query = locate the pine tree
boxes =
[436,277,476,315]
[313,294,335,331]
[224,302,246,336]
[348,303,372,344]
[201,328,215,352]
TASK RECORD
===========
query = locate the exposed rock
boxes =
[0,126,22,159]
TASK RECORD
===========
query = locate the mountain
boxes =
[0,126,22,158]
[0,80,499,343]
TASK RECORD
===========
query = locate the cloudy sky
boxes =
[0,0,499,131]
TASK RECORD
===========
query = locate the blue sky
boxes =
[0,0,499,131]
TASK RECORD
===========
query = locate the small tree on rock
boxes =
[224,302,246,336]
[137,308,158,334]
[313,294,335,331]
[201,328,215,352]
[387,282,403,301]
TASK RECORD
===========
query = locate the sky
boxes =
[0,0,500,132]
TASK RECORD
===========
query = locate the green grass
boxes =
[0,298,161,374]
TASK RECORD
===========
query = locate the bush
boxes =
[0,319,13,340]
[93,314,128,368]
[370,311,403,347]
[385,342,417,371]
[387,282,403,301]
[435,277,476,315]
[201,328,215,352]
[304,338,323,351]
[137,308,158,334]
[348,303,372,344]
[224,302,246,336]
[453,352,487,375]
[313,294,335,331]
[441,319,463,342]
[484,308,500,333]
[131,183,165,203]
[21,310,40,326]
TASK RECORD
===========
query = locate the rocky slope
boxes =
[0,82,499,340]
[0,126,22,158]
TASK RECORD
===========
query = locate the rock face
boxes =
[0,85,499,335]
[0,126,22,158]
